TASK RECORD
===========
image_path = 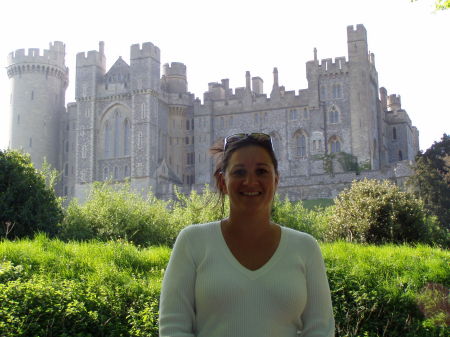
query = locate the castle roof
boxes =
[105,57,130,80]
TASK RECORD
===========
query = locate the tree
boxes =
[0,150,63,239]
[411,0,450,11]
[407,134,450,229]
[327,179,431,244]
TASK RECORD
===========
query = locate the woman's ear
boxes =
[218,171,228,195]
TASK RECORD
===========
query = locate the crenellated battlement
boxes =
[163,62,186,77]
[347,24,367,42]
[7,41,66,68]
[318,56,348,74]
[130,42,160,61]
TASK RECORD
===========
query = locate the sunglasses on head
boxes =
[223,133,273,151]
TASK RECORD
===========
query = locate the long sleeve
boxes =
[159,228,196,337]
[299,238,335,337]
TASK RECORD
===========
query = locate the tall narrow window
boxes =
[64,163,69,176]
[124,119,130,156]
[399,150,403,161]
[114,167,118,179]
[29,137,32,148]
[393,127,397,140]
[296,134,306,158]
[124,165,129,177]
[138,132,143,149]
[31,91,34,100]
[105,121,111,157]
[329,106,339,124]
[103,167,109,180]
[114,111,119,157]
[141,103,146,119]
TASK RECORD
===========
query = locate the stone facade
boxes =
[6,24,420,202]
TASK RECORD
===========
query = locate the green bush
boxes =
[327,179,435,244]
[0,150,63,239]
[272,195,330,240]
[1,236,448,336]
[60,182,174,246]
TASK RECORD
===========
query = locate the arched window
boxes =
[105,121,111,158]
[329,106,339,124]
[393,127,397,140]
[114,111,120,157]
[296,133,307,158]
[124,119,130,156]
[329,136,341,153]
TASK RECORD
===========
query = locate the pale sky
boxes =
[1,0,448,152]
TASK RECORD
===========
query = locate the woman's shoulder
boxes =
[179,221,221,238]
[281,226,320,249]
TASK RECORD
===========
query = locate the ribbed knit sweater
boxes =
[159,221,335,337]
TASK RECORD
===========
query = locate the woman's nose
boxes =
[243,173,257,185]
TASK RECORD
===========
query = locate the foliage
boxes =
[0,150,63,239]
[0,234,168,336]
[407,134,450,231]
[169,185,229,230]
[411,0,450,11]
[322,242,449,336]
[1,236,448,336]
[314,152,370,176]
[60,182,174,247]
[327,179,437,244]
[272,196,331,240]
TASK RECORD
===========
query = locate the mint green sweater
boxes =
[159,221,335,337]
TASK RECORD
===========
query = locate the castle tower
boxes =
[6,42,68,169]
[129,42,161,193]
[347,24,380,168]
[74,42,106,190]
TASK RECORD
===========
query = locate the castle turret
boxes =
[347,24,380,168]
[163,62,187,94]
[6,42,69,170]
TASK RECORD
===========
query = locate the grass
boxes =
[301,198,334,209]
[0,235,448,336]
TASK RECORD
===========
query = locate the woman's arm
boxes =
[300,238,335,337]
[159,228,196,337]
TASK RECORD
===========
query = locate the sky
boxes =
[0,0,448,152]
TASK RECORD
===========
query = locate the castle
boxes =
[6,24,419,202]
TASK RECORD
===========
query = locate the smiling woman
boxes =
[159,133,335,337]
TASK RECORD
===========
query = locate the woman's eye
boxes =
[232,169,245,176]
[256,168,268,175]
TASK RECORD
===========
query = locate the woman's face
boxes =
[220,145,279,215]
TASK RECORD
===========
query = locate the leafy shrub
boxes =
[272,195,330,240]
[60,182,174,246]
[326,179,433,244]
[0,150,63,239]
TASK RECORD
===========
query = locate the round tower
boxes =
[163,62,187,93]
[6,41,69,170]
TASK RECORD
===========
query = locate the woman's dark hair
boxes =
[209,135,279,198]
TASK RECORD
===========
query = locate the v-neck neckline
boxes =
[215,221,286,280]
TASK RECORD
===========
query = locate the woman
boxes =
[159,133,335,337]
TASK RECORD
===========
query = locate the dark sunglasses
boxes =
[223,133,273,151]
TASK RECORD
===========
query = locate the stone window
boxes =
[333,84,342,98]
[399,150,403,161]
[124,165,129,178]
[114,167,119,180]
[64,186,68,196]
[186,120,190,130]
[185,137,189,145]
[329,136,341,153]
[124,119,131,156]
[141,103,146,119]
[393,127,397,140]
[31,91,34,100]
[329,106,339,124]
[64,163,69,176]
[17,114,20,125]
[29,137,32,148]
[295,133,307,158]
[320,86,326,100]
[138,132,143,149]
[290,109,298,120]
[81,145,87,159]
[103,167,109,180]
[65,140,69,152]
[303,108,309,119]
[104,121,111,158]
[114,111,120,157]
